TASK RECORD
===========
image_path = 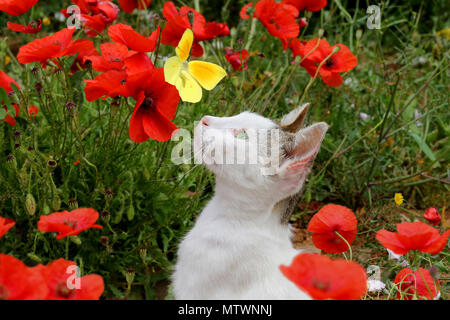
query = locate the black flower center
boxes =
[142,96,154,110]
[326,57,334,67]
[56,282,74,299]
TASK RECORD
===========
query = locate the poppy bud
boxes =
[31,66,40,75]
[318,28,324,38]
[25,193,37,216]
[356,29,363,41]
[27,146,35,152]
[125,269,135,286]
[104,189,114,200]
[127,203,135,221]
[51,195,61,211]
[99,236,109,247]
[34,82,43,94]
[27,253,42,263]
[65,102,76,115]
[18,168,28,186]
[68,198,78,209]
[139,246,147,262]
[424,207,441,226]
[13,130,21,139]
[14,143,21,150]
[101,209,110,223]
[41,202,51,215]
[70,235,82,245]
[48,159,57,168]
[187,11,195,26]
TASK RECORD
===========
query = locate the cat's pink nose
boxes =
[201,116,210,126]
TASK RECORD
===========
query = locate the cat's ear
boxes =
[278,122,328,177]
[280,103,310,133]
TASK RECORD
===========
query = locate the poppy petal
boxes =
[142,108,178,142]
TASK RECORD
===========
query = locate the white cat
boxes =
[173,104,328,299]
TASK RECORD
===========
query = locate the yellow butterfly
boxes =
[164,28,227,103]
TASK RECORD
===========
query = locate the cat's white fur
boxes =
[173,110,328,299]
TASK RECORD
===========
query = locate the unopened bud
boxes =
[101,209,110,223]
[48,159,57,168]
[51,195,61,211]
[68,198,78,209]
[70,235,82,245]
[27,253,42,263]
[25,193,37,216]
[127,204,135,221]
[356,29,363,41]
[139,247,147,262]
[318,28,324,38]
[125,269,135,286]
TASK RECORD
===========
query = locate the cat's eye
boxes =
[233,129,249,140]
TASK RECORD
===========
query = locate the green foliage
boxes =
[0,0,448,299]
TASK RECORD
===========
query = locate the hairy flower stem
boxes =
[334,231,353,261]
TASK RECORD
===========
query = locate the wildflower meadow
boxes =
[0,0,448,302]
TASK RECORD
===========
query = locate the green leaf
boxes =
[409,132,437,162]
[0,108,6,120]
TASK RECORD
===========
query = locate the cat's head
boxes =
[193,104,328,203]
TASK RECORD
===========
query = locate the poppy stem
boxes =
[65,237,70,260]
[334,231,353,261]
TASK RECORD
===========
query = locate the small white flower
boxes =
[414,109,423,127]
[418,56,427,64]
[367,279,386,293]
[344,77,353,85]
[360,112,369,121]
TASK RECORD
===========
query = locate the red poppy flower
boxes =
[108,23,160,53]
[307,204,357,253]
[0,0,38,16]
[126,68,180,142]
[64,39,99,73]
[27,105,39,118]
[38,259,104,300]
[7,20,42,33]
[61,1,118,37]
[84,42,135,72]
[0,69,20,94]
[17,27,76,67]
[240,0,299,49]
[118,0,152,13]
[0,217,15,239]
[84,70,129,101]
[280,253,367,300]
[394,267,439,300]
[37,208,103,239]
[161,1,229,57]
[84,52,154,101]
[281,0,327,12]
[376,221,450,255]
[0,254,49,300]
[290,38,357,87]
[423,207,441,226]
[224,48,249,71]
[0,70,20,126]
